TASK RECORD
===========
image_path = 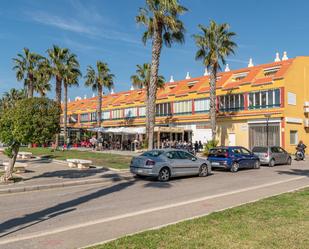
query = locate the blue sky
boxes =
[1,0,309,99]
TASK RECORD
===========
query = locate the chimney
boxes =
[92,93,95,98]
[84,94,87,99]
[130,85,135,91]
[111,88,115,94]
[185,72,191,79]
[204,68,209,76]
[169,75,175,82]
[248,58,254,67]
[274,52,281,62]
[282,51,288,61]
[224,64,230,72]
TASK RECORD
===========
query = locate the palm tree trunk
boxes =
[97,85,103,137]
[55,76,62,147]
[209,66,217,141]
[28,74,34,98]
[148,29,163,150]
[64,82,68,147]
[3,144,19,182]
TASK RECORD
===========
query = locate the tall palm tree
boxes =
[130,63,165,136]
[47,45,70,105]
[13,48,44,98]
[136,0,187,149]
[33,59,52,97]
[63,54,81,145]
[47,45,73,147]
[85,61,114,131]
[194,21,236,141]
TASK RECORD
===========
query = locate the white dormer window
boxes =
[232,72,248,81]
[187,80,199,88]
[263,66,280,77]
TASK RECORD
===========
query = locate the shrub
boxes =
[203,140,219,156]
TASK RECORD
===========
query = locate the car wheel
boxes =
[269,159,275,167]
[230,162,239,173]
[199,164,208,177]
[287,157,292,165]
[158,168,170,182]
[254,160,260,169]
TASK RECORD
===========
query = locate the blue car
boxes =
[207,146,260,172]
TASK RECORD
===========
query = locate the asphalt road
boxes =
[0,161,309,249]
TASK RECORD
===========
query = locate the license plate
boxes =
[137,169,143,173]
[212,162,220,166]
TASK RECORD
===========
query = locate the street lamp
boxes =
[264,113,272,146]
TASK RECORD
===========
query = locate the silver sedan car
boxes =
[130,149,211,181]
[252,146,292,166]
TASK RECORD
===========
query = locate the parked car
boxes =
[130,149,211,182]
[207,146,260,172]
[252,146,292,167]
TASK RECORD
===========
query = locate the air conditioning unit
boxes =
[304,101,309,107]
[304,119,309,128]
[304,107,309,113]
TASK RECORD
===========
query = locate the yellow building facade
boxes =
[64,56,309,153]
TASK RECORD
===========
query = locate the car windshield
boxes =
[141,150,163,157]
[252,147,268,153]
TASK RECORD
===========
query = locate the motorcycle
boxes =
[295,149,305,161]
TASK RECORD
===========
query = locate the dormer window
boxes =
[263,66,280,77]
[187,80,199,88]
[232,72,248,82]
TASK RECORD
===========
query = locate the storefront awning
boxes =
[88,127,146,134]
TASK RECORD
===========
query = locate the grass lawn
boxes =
[89,188,309,249]
[19,147,132,170]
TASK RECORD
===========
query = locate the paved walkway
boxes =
[0,154,130,194]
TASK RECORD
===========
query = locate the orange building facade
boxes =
[63,55,309,153]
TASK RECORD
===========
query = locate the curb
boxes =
[0,174,133,195]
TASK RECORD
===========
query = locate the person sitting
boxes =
[296,140,307,159]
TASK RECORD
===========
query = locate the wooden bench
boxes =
[17,152,33,159]
[66,159,92,169]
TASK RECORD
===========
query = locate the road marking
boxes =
[0,175,307,245]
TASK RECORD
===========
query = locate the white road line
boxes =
[0,175,307,245]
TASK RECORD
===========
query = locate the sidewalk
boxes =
[0,155,132,194]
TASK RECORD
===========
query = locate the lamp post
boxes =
[264,113,272,146]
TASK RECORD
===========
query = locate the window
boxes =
[290,130,298,145]
[166,151,182,159]
[80,113,89,122]
[111,109,123,119]
[173,100,192,115]
[232,72,248,81]
[194,98,210,113]
[68,114,78,123]
[156,103,172,116]
[124,107,138,118]
[263,67,280,77]
[139,106,146,117]
[90,112,97,122]
[102,111,110,120]
[178,151,195,160]
[288,92,296,105]
[219,94,244,112]
[240,148,251,155]
[248,89,281,109]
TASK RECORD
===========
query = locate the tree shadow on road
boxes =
[0,178,137,238]
[276,169,309,177]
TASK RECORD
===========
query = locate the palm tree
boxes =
[85,61,114,132]
[130,63,165,136]
[63,54,81,145]
[194,21,236,141]
[13,48,44,98]
[0,88,26,111]
[34,59,52,97]
[136,0,187,149]
[47,45,72,146]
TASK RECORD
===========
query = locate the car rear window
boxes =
[141,151,163,157]
[209,148,228,157]
[252,147,268,153]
